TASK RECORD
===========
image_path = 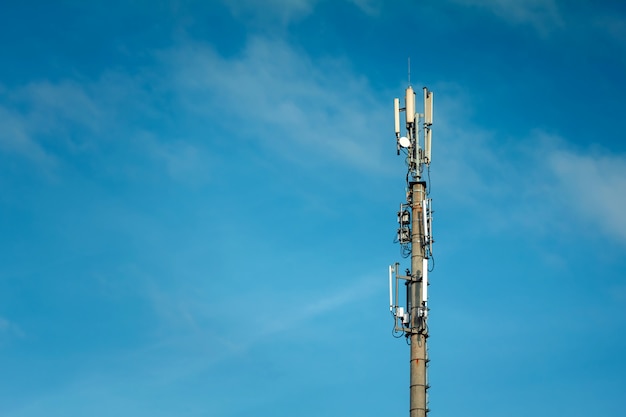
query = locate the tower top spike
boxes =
[408,57,411,86]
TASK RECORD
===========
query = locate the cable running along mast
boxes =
[389,81,434,417]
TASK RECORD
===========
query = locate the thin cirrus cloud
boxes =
[0,36,390,181]
[0,78,124,169]
[0,67,215,183]
[445,0,564,32]
[0,106,53,165]
[220,0,380,24]
[163,36,390,173]
[432,87,626,246]
[549,148,626,244]
[220,0,318,24]
[3,29,623,251]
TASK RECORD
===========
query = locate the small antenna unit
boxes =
[424,88,433,126]
[394,98,401,137]
[388,265,394,312]
[405,86,415,125]
[423,88,434,163]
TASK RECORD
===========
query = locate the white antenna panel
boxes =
[425,128,432,163]
[422,258,428,302]
[389,265,394,311]
[424,89,433,126]
[405,86,415,124]
[422,199,428,244]
[394,98,400,135]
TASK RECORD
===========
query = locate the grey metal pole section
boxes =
[409,181,428,417]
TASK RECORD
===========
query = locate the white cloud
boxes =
[0,316,10,331]
[0,316,24,342]
[139,133,214,185]
[0,106,55,165]
[164,37,390,173]
[0,68,221,184]
[1,34,392,183]
[432,85,626,246]
[220,0,379,25]
[347,0,381,15]
[447,0,563,33]
[0,79,110,167]
[245,276,380,341]
[590,9,626,59]
[19,80,103,130]
[221,0,318,25]
[549,148,626,244]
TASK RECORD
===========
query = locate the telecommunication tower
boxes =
[388,81,434,417]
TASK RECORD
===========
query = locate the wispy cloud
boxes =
[0,316,24,343]
[138,133,214,185]
[220,0,379,25]
[446,0,564,33]
[1,34,391,184]
[347,0,382,15]
[18,80,103,131]
[434,85,626,246]
[143,271,379,349]
[220,0,318,25]
[590,8,626,59]
[0,66,219,185]
[245,276,380,341]
[0,106,55,166]
[0,77,116,171]
[164,37,389,173]
[549,148,626,244]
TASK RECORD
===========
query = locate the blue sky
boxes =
[1,1,625,416]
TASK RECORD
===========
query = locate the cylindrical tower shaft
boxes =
[409,181,428,417]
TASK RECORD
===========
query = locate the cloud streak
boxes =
[446,0,564,33]
[433,85,626,246]
[0,106,54,165]
[549,148,626,244]
[164,36,390,173]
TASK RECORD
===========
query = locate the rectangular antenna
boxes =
[389,265,394,311]
[424,88,433,126]
[422,199,429,245]
[405,86,415,124]
[394,98,400,136]
[425,128,432,163]
[422,258,428,303]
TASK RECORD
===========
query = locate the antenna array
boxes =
[389,82,435,417]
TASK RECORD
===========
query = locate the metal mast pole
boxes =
[409,181,428,417]
[390,84,434,417]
